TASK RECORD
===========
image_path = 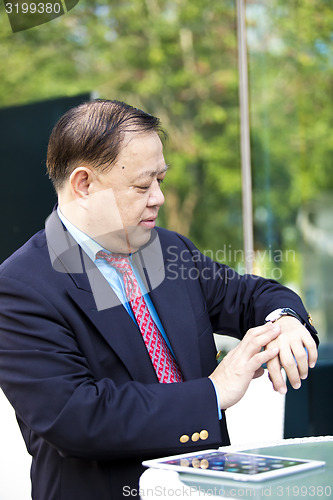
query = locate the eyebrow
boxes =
[133,164,169,181]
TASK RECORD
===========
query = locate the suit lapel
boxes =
[66,283,158,383]
[148,261,203,381]
[45,211,157,382]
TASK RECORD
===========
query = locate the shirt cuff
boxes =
[209,378,223,420]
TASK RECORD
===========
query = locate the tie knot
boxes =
[96,251,131,274]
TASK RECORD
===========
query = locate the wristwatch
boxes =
[265,307,304,324]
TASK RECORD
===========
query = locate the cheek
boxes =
[116,191,148,219]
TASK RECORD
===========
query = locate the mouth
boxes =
[139,216,157,229]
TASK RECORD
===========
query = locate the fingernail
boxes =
[310,362,316,368]
[294,382,301,390]
[279,387,287,395]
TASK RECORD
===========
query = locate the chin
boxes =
[126,227,152,253]
[99,227,152,254]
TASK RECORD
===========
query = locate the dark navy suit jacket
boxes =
[0,212,318,499]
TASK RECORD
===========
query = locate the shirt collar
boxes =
[57,206,106,262]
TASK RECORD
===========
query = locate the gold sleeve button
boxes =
[179,434,189,444]
[200,429,209,440]
[191,432,200,442]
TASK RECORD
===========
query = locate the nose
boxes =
[148,179,165,208]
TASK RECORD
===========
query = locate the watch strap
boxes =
[265,307,304,324]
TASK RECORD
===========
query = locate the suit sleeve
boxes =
[0,274,223,461]
[174,232,319,343]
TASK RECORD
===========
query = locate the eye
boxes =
[134,177,164,192]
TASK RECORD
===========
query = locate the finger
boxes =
[303,335,318,369]
[279,343,301,390]
[267,371,277,391]
[290,343,309,380]
[242,322,281,356]
[251,346,279,372]
[266,355,287,394]
[261,321,283,343]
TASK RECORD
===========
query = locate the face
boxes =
[81,131,166,253]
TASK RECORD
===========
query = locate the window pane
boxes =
[247,1,333,342]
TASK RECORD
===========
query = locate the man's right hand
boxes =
[209,322,281,410]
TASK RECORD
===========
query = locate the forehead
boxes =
[119,130,163,156]
[117,131,166,178]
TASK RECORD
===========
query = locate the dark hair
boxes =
[46,99,164,191]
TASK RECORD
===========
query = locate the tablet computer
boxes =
[142,449,325,482]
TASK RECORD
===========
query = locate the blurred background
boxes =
[0,0,332,498]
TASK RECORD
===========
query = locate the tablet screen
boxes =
[143,449,326,482]
[161,451,306,475]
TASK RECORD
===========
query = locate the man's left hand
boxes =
[265,316,318,395]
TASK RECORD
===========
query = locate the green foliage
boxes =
[0,0,242,262]
[248,0,333,253]
[0,0,332,277]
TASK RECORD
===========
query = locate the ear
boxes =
[69,167,94,199]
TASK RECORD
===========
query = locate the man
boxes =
[0,100,318,500]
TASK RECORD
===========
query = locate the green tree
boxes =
[1,0,332,277]
[248,0,333,246]
[0,0,243,264]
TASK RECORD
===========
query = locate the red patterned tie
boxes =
[96,251,183,383]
